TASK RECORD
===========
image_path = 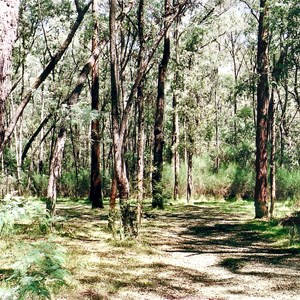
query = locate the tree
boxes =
[254,0,270,219]
[152,0,171,209]
[136,0,146,229]
[46,49,100,218]
[0,0,92,155]
[0,0,20,148]
[90,0,103,209]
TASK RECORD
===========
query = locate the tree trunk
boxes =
[0,0,20,148]
[46,128,66,218]
[90,0,103,209]
[269,88,276,218]
[172,11,180,202]
[136,0,145,231]
[254,0,270,219]
[109,0,133,237]
[214,70,220,172]
[152,0,171,209]
[187,150,193,203]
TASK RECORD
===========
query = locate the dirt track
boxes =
[56,201,300,300]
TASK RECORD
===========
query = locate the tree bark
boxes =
[110,0,133,237]
[90,0,103,209]
[269,88,276,218]
[187,150,193,203]
[0,0,20,148]
[172,10,180,202]
[152,0,171,209]
[46,128,66,218]
[254,0,270,219]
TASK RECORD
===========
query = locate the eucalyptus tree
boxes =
[152,0,171,209]
[109,0,188,235]
[254,0,270,218]
[90,0,103,209]
[46,47,100,218]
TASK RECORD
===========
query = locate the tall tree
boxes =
[0,0,20,148]
[90,0,103,209]
[109,0,186,234]
[172,8,180,201]
[152,0,171,209]
[136,0,146,229]
[254,0,270,219]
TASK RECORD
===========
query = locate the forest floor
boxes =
[1,198,300,300]
[52,199,300,300]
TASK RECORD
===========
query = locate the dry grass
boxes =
[1,198,299,300]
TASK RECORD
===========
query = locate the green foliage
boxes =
[162,155,254,200]
[0,196,44,235]
[30,174,49,197]
[6,241,69,300]
[276,168,300,202]
[59,169,90,198]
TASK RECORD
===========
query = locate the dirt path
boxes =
[56,202,300,300]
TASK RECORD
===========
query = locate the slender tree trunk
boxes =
[136,0,145,231]
[39,88,45,173]
[187,150,193,203]
[269,88,276,218]
[152,0,171,209]
[70,125,80,197]
[109,0,133,237]
[214,71,220,172]
[172,11,180,202]
[0,0,20,149]
[46,128,66,218]
[90,0,103,209]
[254,0,270,219]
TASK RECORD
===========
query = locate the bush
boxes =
[30,174,49,197]
[0,196,44,235]
[59,169,90,198]
[277,168,300,202]
[3,241,69,300]
[161,156,254,200]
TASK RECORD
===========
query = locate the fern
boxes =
[7,241,69,300]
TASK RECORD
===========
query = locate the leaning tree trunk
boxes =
[152,0,171,209]
[90,0,103,209]
[0,0,92,155]
[0,0,20,148]
[254,0,270,219]
[46,48,100,218]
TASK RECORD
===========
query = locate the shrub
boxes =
[5,241,69,300]
[0,196,44,235]
[277,168,300,202]
[30,173,49,197]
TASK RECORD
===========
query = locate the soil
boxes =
[55,201,300,300]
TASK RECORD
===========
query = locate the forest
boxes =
[0,0,299,299]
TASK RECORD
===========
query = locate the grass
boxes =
[0,196,299,299]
